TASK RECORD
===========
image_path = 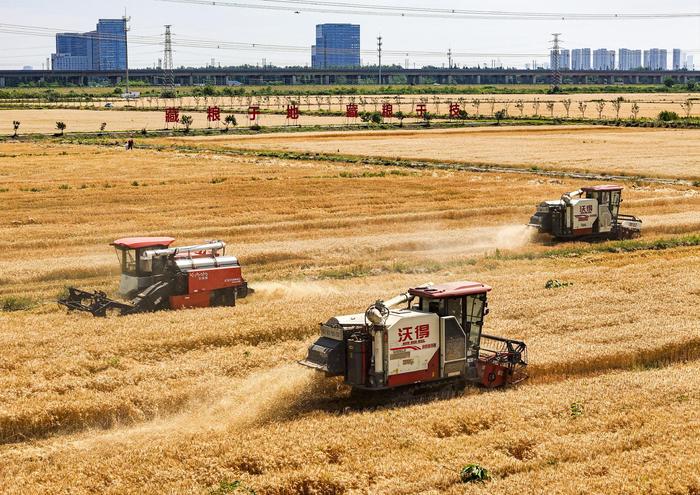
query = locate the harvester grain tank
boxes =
[58,237,251,316]
[528,185,642,241]
[300,282,527,391]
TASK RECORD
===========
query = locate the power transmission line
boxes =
[0,23,547,59]
[158,0,700,20]
[164,25,174,88]
[550,33,562,88]
[377,35,382,84]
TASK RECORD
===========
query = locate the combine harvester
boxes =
[528,185,642,241]
[301,282,527,392]
[59,237,251,317]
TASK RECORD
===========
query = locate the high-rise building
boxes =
[549,49,570,70]
[96,19,127,71]
[311,24,360,69]
[644,48,667,70]
[560,49,570,70]
[571,48,591,70]
[593,49,615,70]
[618,49,642,70]
[672,48,683,70]
[52,32,96,71]
[52,18,127,71]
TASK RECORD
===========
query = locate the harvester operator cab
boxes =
[582,185,622,222]
[408,282,490,380]
[111,237,176,297]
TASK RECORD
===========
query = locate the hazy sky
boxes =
[1,0,699,69]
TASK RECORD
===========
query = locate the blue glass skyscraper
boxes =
[52,18,126,71]
[96,19,127,71]
[312,24,360,69]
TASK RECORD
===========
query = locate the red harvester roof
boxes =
[409,281,492,299]
[111,237,176,249]
[581,185,624,192]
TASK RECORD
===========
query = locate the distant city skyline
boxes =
[1,0,699,70]
[550,46,693,71]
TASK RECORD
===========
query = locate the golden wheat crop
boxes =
[163,125,700,180]
[0,139,698,494]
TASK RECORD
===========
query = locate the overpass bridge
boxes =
[1,67,698,88]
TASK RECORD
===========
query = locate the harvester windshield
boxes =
[117,248,138,275]
[110,237,176,296]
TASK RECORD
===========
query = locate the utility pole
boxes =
[448,48,453,69]
[164,25,174,89]
[550,33,562,89]
[123,11,131,95]
[377,35,382,85]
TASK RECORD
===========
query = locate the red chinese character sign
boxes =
[346,104,359,119]
[449,103,461,118]
[207,106,221,122]
[165,107,180,129]
[416,103,427,117]
[381,103,393,119]
[286,104,299,122]
[415,324,430,340]
[248,105,260,122]
[398,327,413,343]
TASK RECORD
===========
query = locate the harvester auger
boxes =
[528,185,642,241]
[300,282,527,392]
[58,237,252,317]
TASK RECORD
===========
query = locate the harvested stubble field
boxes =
[0,138,699,494]
[161,92,699,119]
[0,109,346,135]
[161,125,700,181]
[2,92,697,137]
[4,92,699,120]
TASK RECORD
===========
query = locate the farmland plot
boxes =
[164,125,700,181]
[0,139,698,494]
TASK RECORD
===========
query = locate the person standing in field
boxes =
[125,138,134,151]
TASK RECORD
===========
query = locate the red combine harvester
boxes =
[300,282,527,391]
[59,237,251,317]
[528,185,642,241]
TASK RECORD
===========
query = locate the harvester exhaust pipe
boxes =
[365,283,432,325]
[561,189,583,205]
[366,291,413,325]
[142,241,226,258]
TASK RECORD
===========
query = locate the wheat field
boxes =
[0,134,699,494]
[161,125,700,180]
[2,91,698,136]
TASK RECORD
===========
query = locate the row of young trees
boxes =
[13,94,693,120]
[7,115,241,137]
[6,99,695,137]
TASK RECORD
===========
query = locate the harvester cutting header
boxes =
[528,185,642,241]
[59,237,251,317]
[301,281,527,391]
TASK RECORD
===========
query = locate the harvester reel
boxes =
[58,287,135,317]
